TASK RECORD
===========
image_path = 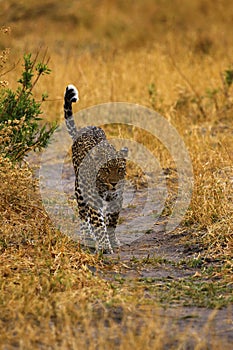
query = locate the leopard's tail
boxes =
[64,84,79,141]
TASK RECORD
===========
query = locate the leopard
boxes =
[64,84,128,253]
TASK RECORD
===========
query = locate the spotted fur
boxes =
[64,85,128,253]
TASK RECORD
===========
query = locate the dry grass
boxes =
[0,0,233,348]
[0,156,114,349]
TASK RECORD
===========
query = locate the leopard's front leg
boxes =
[105,189,124,249]
[105,210,121,250]
[76,184,113,253]
[87,206,113,254]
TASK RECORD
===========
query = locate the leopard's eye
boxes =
[100,166,110,174]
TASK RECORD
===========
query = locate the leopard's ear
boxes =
[119,147,128,159]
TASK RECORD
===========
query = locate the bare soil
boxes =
[34,154,233,347]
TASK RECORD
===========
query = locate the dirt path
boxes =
[105,222,233,347]
[35,155,233,346]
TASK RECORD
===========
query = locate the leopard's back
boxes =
[71,126,106,173]
[72,127,127,202]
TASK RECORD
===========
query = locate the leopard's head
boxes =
[96,147,128,201]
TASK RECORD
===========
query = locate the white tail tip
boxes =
[66,84,79,102]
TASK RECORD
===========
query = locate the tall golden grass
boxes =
[0,0,233,348]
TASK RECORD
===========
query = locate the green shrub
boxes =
[0,53,57,162]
